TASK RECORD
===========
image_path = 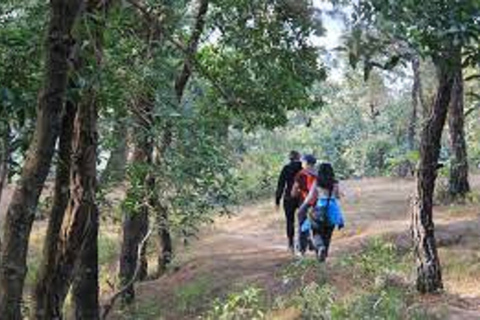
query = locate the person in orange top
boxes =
[291,154,317,255]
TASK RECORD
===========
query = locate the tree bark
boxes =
[448,59,470,199]
[119,99,152,303]
[100,120,127,186]
[71,1,108,317]
[408,58,421,150]
[40,85,100,318]
[0,0,82,318]
[71,206,99,320]
[0,122,10,253]
[0,122,9,205]
[33,101,76,320]
[412,51,457,294]
[155,202,172,276]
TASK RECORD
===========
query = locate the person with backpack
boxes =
[275,150,303,252]
[291,154,318,256]
[299,162,344,262]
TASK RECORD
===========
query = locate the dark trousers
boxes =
[312,224,335,256]
[283,198,299,247]
[298,204,311,253]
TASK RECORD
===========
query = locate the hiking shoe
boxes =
[317,247,326,262]
[295,250,306,259]
[288,243,295,254]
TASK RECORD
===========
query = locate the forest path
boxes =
[127,176,480,319]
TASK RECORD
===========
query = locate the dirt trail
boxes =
[128,176,480,319]
[2,177,479,319]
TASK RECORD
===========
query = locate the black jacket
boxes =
[275,160,302,205]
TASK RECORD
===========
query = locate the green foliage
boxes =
[174,276,213,313]
[294,282,435,320]
[98,233,120,265]
[288,238,429,320]
[199,0,326,129]
[116,300,164,320]
[338,238,408,279]
[0,0,46,177]
[231,70,415,195]
[203,287,265,320]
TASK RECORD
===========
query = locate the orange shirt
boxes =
[294,169,317,205]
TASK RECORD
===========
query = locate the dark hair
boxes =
[289,150,301,161]
[302,154,317,165]
[317,163,337,192]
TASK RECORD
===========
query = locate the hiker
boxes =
[275,150,303,252]
[300,162,344,262]
[291,154,318,255]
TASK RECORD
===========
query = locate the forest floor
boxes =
[1,176,480,319]
[111,176,480,319]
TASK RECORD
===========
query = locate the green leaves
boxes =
[196,0,327,130]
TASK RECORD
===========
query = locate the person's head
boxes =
[301,154,317,169]
[317,162,336,191]
[289,150,301,162]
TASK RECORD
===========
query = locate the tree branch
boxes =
[125,0,241,110]
[465,103,480,118]
[101,228,153,320]
[174,0,210,101]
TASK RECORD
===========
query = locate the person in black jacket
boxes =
[275,150,302,252]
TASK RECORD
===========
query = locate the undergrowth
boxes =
[276,238,434,320]
[203,286,265,320]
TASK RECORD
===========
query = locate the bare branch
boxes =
[101,228,153,320]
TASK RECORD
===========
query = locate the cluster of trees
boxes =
[0,0,325,318]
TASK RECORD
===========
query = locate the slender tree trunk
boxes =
[408,58,421,150]
[71,206,99,320]
[0,1,82,317]
[154,0,209,275]
[33,101,76,320]
[448,59,470,199]
[412,51,457,293]
[71,2,108,317]
[119,99,152,303]
[100,120,127,186]
[0,122,10,253]
[155,202,172,276]
[0,122,9,206]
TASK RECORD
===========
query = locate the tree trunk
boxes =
[119,99,152,303]
[70,2,108,317]
[0,122,10,253]
[408,58,421,150]
[41,86,100,318]
[412,51,457,294]
[153,0,209,275]
[155,203,172,276]
[33,101,76,320]
[0,122,10,208]
[71,206,99,320]
[100,120,127,186]
[448,59,470,199]
[0,0,82,317]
